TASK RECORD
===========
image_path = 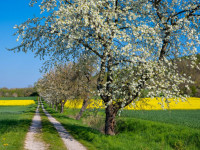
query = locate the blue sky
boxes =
[0,0,44,88]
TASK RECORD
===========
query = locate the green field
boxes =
[0,105,36,150]
[120,109,200,129]
[42,102,200,150]
[0,97,37,100]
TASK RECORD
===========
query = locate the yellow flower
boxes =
[64,97,200,110]
[3,143,8,146]
[0,100,35,106]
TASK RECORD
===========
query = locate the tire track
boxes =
[24,102,47,150]
[41,101,87,150]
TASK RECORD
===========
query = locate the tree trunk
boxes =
[60,102,64,113]
[76,98,89,120]
[52,102,54,109]
[55,102,58,111]
[105,104,117,135]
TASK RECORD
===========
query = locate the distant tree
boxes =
[29,92,39,97]
[55,63,76,113]
[36,59,96,114]
[73,56,97,120]
[36,63,76,113]
[37,72,59,109]
[0,92,2,97]
[12,93,18,97]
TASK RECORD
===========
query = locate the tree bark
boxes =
[60,102,64,113]
[55,102,58,111]
[105,104,117,135]
[76,98,89,120]
[49,102,51,107]
[159,39,169,61]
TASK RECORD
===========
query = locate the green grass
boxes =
[0,97,38,100]
[39,107,67,150]
[120,109,200,129]
[43,103,200,150]
[0,106,32,113]
[0,105,36,150]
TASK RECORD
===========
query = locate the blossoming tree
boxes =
[37,64,75,113]
[72,56,97,120]
[11,0,200,135]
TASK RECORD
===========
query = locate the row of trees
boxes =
[36,56,97,119]
[11,0,200,135]
[0,87,38,97]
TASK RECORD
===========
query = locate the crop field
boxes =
[0,100,35,106]
[0,97,36,106]
[120,109,200,129]
[0,97,37,149]
[0,105,36,149]
[65,97,200,110]
[0,97,37,100]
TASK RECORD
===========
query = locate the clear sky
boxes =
[0,0,44,88]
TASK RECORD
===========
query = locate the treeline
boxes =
[177,54,200,97]
[36,57,97,120]
[0,87,38,97]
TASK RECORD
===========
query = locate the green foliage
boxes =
[0,87,38,97]
[139,89,148,98]
[196,54,200,63]
[190,86,197,97]
[176,54,200,97]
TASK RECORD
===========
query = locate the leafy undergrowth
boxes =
[0,105,36,150]
[43,103,200,150]
[39,107,67,150]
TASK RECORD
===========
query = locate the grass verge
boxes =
[0,105,36,150]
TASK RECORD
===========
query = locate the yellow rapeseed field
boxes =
[126,97,200,110]
[0,100,35,106]
[65,97,200,110]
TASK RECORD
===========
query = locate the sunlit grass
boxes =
[0,105,36,150]
[39,107,67,150]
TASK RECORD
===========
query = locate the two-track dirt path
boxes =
[41,102,87,150]
[24,100,87,150]
[24,103,47,150]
